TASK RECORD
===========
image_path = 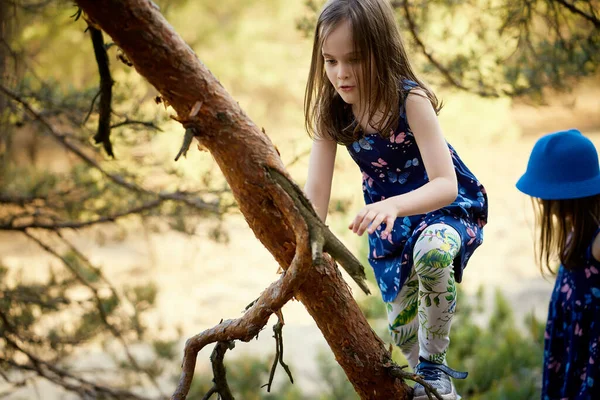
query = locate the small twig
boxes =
[244,298,258,311]
[82,89,101,125]
[555,0,600,28]
[1,199,163,230]
[55,231,131,314]
[386,364,443,400]
[199,387,217,400]
[175,127,196,161]
[110,119,162,131]
[202,341,235,400]
[284,147,310,169]
[262,311,293,392]
[174,102,203,161]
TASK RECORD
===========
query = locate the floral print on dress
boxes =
[346,80,488,302]
[542,227,600,400]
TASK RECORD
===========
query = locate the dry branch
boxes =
[262,311,293,392]
[88,25,114,156]
[202,341,235,400]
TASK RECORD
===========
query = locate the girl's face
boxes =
[321,19,364,108]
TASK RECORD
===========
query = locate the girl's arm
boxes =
[304,137,337,222]
[350,89,458,237]
[393,89,458,213]
[592,232,600,262]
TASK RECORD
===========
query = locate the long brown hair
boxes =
[304,0,441,145]
[533,194,600,274]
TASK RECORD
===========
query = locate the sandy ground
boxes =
[2,132,599,399]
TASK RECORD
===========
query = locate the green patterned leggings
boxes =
[387,223,461,369]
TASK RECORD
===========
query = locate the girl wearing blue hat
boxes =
[517,129,600,399]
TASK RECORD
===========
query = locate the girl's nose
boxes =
[337,64,350,80]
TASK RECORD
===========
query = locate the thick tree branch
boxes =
[266,167,370,295]
[74,1,410,398]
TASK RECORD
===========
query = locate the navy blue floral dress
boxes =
[543,227,600,399]
[346,81,488,302]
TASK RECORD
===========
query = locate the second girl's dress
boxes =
[346,81,488,302]
[543,226,600,400]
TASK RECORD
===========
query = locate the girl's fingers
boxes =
[368,214,387,234]
[381,216,396,239]
[348,215,359,231]
[348,212,362,230]
[357,211,376,235]
[350,208,368,232]
[350,212,364,231]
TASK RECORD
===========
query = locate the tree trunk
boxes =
[74,1,409,398]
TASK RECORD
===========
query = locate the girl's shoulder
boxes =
[400,79,431,109]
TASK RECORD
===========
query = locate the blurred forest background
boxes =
[1,0,599,399]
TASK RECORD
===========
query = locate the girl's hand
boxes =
[349,198,399,239]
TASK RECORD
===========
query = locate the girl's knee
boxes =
[416,224,460,249]
[413,224,461,274]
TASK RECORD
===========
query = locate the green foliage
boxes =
[127,282,158,311]
[152,338,179,360]
[183,348,367,400]
[297,0,600,100]
[448,288,544,399]
[314,349,360,400]
[296,0,320,37]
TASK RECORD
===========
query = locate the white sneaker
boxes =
[412,358,467,400]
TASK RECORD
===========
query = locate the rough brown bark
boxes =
[74,1,409,398]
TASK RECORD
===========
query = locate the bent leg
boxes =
[387,267,420,369]
[413,223,461,365]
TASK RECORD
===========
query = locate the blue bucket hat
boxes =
[516,129,600,200]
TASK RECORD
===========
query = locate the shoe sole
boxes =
[412,384,457,400]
